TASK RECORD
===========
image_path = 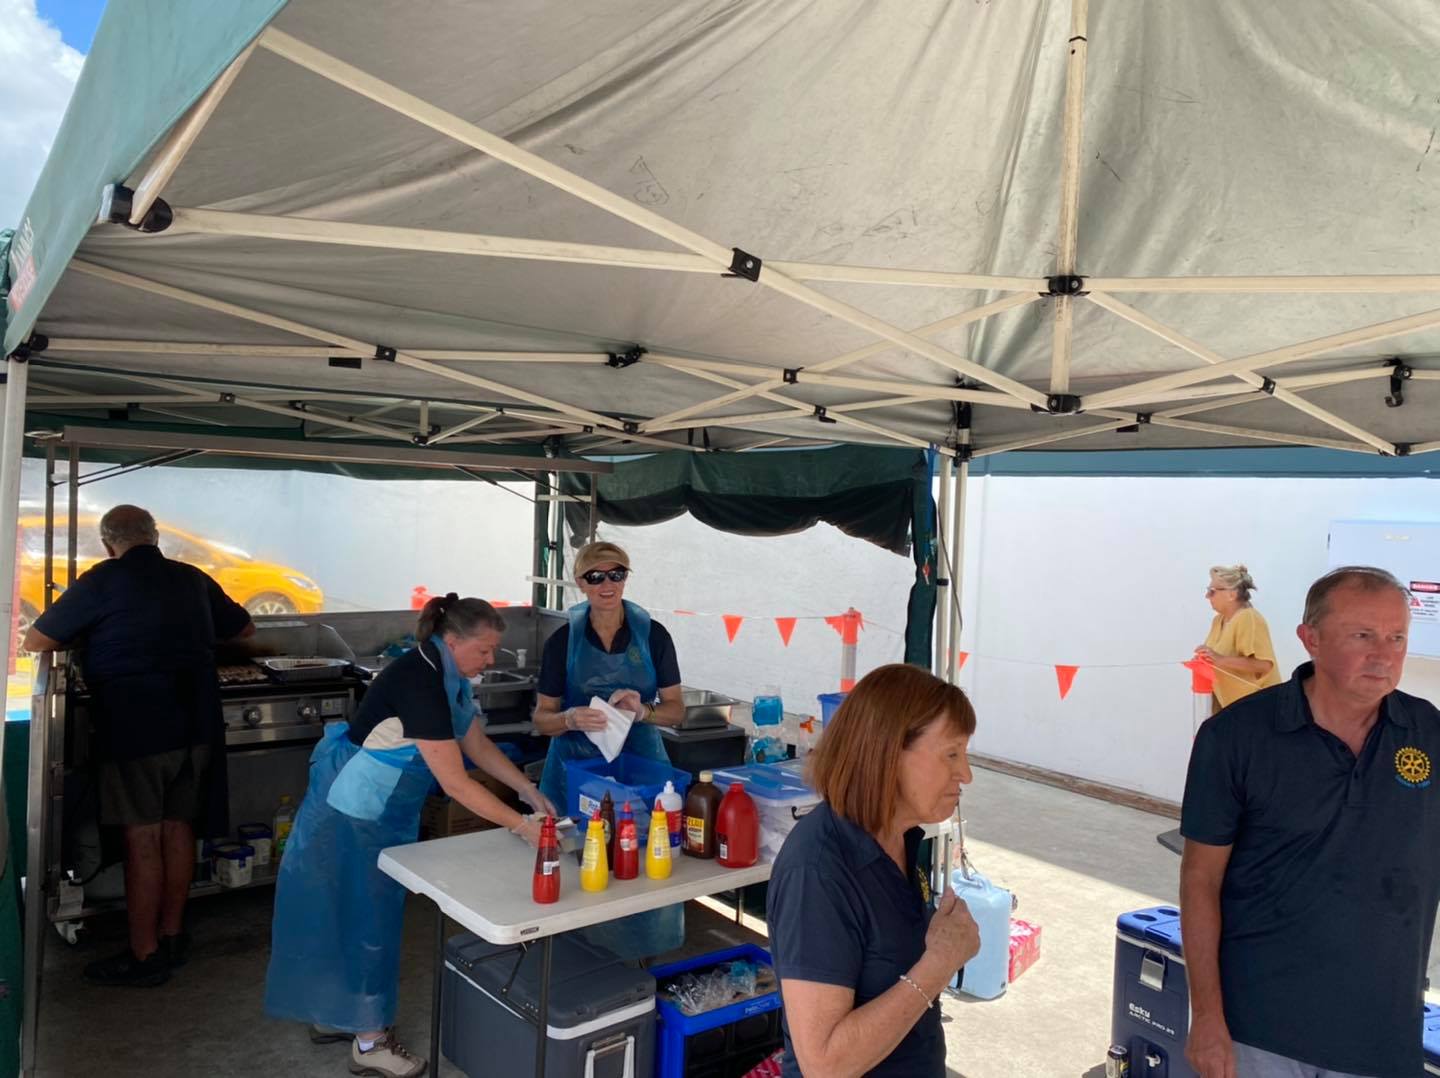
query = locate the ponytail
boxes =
[417,592,506,642]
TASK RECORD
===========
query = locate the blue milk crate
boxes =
[1425,1002,1440,1075]
[650,944,783,1078]
[564,752,690,841]
[1112,906,1196,1078]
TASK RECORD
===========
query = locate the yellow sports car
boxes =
[16,515,325,634]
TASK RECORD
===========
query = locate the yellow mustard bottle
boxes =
[645,801,673,880]
[580,810,609,892]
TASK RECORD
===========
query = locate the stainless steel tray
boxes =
[680,687,739,729]
[257,656,351,683]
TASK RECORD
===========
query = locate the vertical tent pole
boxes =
[0,358,30,672]
[531,478,548,609]
[1050,0,1090,395]
[43,446,54,609]
[587,475,598,543]
[66,447,78,586]
[946,454,970,684]
[934,456,952,676]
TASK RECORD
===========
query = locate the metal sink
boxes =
[680,687,739,730]
[479,669,532,686]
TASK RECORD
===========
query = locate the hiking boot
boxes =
[310,1023,352,1045]
[83,948,170,988]
[158,932,190,968]
[350,1029,426,1077]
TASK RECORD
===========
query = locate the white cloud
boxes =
[0,0,84,233]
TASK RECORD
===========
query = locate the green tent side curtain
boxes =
[560,445,937,665]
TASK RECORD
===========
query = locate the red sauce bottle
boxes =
[614,800,639,880]
[532,815,561,903]
[716,782,759,868]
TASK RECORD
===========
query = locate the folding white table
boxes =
[379,829,772,1077]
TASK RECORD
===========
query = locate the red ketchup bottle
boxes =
[613,800,639,880]
[716,782,759,868]
[532,815,561,903]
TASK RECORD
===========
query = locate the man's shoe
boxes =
[349,1030,426,1077]
[158,933,190,968]
[310,1023,352,1045]
[83,948,170,988]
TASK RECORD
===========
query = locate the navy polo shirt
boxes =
[33,544,252,759]
[1181,663,1440,1077]
[766,801,943,1078]
[535,618,681,699]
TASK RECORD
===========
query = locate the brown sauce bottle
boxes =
[682,770,722,858]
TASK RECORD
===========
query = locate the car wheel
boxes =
[245,593,297,617]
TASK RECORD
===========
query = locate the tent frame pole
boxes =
[1050,0,1089,395]
[1083,303,1440,410]
[169,207,1046,293]
[934,456,952,676]
[255,28,1049,410]
[946,450,969,685]
[127,44,256,225]
[1086,292,1393,452]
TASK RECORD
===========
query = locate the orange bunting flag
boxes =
[1181,658,1215,695]
[722,615,744,643]
[775,617,798,647]
[1055,665,1079,700]
[955,650,969,671]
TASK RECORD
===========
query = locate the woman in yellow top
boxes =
[1194,564,1283,712]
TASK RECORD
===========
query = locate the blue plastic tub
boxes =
[650,943,783,1078]
[817,692,847,726]
[563,752,690,840]
[1425,1002,1440,1075]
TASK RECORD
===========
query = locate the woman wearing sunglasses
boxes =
[1194,563,1282,713]
[533,540,686,954]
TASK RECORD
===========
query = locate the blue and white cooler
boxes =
[1112,906,1195,1078]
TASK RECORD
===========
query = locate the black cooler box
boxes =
[443,931,656,1078]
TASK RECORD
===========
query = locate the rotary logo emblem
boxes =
[1395,747,1432,789]
[627,645,643,665]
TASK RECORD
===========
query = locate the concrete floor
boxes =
[30,766,1439,1077]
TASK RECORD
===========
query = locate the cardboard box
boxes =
[1008,918,1041,983]
[420,773,524,839]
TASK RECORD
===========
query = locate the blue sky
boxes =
[39,0,104,51]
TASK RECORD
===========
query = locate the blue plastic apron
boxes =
[265,638,477,1032]
[538,600,667,811]
[538,600,681,959]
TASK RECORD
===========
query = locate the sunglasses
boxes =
[1205,586,1235,596]
[580,568,630,585]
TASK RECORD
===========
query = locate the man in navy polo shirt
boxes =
[25,505,253,987]
[1180,566,1440,1078]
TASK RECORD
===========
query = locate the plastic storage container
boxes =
[566,753,692,843]
[443,931,655,1078]
[212,842,255,888]
[1425,1002,1440,1075]
[949,870,1012,1000]
[817,692,847,727]
[650,944,783,1078]
[236,823,272,866]
[1112,906,1195,1078]
[711,762,819,862]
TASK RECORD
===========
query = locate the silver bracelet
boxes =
[897,974,932,1005]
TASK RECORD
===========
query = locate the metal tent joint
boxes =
[606,346,646,369]
[782,368,802,385]
[1385,359,1413,408]
[726,248,762,281]
[373,346,397,363]
[622,420,640,435]
[97,184,173,233]
[9,333,48,362]
[1394,442,1413,457]
[219,392,236,404]
[1260,377,1277,395]
[1045,274,1086,296]
[953,443,973,462]
[1034,393,1083,415]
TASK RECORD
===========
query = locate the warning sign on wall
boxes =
[1411,581,1440,625]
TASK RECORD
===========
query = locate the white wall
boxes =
[956,475,1440,804]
